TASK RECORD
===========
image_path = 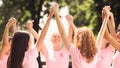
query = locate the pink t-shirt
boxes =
[43,47,69,68]
[113,51,120,68]
[69,45,100,68]
[0,55,8,68]
[22,47,38,68]
[96,46,115,68]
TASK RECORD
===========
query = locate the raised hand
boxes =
[12,17,17,27]
[50,3,59,14]
[66,14,74,24]
[102,6,111,20]
[7,17,16,27]
[10,17,17,34]
[26,20,34,30]
[66,14,77,31]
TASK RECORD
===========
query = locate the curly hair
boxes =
[73,27,98,63]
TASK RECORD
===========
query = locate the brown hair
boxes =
[73,27,97,63]
[7,32,30,68]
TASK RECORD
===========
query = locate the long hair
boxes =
[7,32,30,68]
[73,27,97,63]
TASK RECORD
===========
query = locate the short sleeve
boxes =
[22,47,39,68]
[69,45,79,58]
[23,47,39,64]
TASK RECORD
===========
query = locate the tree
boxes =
[0,0,46,67]
[1,0,113,67]
[94,0,120,30]
[52,0,98,35]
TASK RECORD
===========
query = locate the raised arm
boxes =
[52,4,71,50]
[36,7,54,53]
[107,12,116,39]
[101,8,116,49]
[26,20,39,41]
[66,14,75,42]
[0,17,16,59]
[66,14,77,31]
[104,26,120,52]
[96,6,110,49]
[68,24,73,42]
[12,18,17,35]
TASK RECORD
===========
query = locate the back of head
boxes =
[7,31,30,68]
[73,27,97,63]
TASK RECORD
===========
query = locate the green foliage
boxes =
[3,0,120,42]
[0,0,45,42]
[53,0,98,34]
[94,0,120,30]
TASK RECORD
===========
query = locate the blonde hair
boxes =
[73,27,97,63]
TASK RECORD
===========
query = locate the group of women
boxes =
[0,3,120,68]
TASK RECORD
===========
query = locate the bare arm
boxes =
[107,12,116,39]
[26,20,39,41]
[66,14,77,31]
[0,17,16,59]
[66,14,75,42]
[12,18,17,36]
[96,6,110,49]
[53,5,71,50]
[101,8,115,49]
[68,25,73,42]
[36,8,54,53]
[105,27,120,52]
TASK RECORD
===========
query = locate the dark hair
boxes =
[7,32,30,68]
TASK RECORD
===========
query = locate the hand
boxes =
[12,17,17,27]
[102,6,111,22]
[102,6,111,16]
[66,14,74,24]
[49,6,54,16]
[7,17,16,27]
[50,3,59,13]
[50,2,59,16]
[54,3,59,10]
[26,20,34,30]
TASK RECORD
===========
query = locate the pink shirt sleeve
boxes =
[96,46,115,68]
[26,47,38,59]
[0,55,8,68]
[69,45,79,58]
[69,45,82,68]
[113,51,120,68]
[22,47,39,68]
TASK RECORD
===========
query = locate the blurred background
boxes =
[0,0,120,68]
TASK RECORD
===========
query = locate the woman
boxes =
[0,17,16,68]
[26,5,71,68]
[96,6,116,68]
[52,4,110,68]
[7,9,53,68]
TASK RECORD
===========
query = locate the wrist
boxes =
[48,14,53,18]
[6,24,10,28]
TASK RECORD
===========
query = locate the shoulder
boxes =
[25,47,38,58]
